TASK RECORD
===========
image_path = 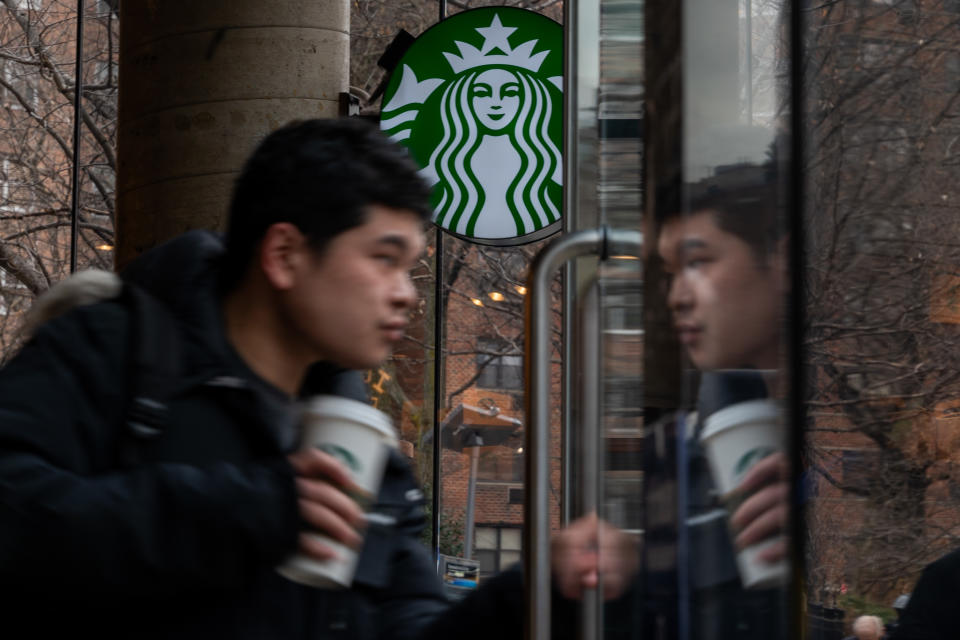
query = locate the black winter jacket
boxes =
[0,231,527,639]
[890,547,960,640]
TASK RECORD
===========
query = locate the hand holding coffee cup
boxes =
[277,396,397,588]
[699,398,789,589]
[729,450,789,564]
[287,447,368,560]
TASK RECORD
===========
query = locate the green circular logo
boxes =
[380,8,563,246]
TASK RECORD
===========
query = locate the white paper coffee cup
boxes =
[277,395,397,589]
[699,399,789,589]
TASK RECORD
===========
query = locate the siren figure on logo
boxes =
[381,12,563,243]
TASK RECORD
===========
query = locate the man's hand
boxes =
[287,448,367,560]
[551,512,638,600]
[728,451,790,563]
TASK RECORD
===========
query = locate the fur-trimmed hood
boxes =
[22,230,227,348]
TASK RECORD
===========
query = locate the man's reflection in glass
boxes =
[552,158,792,639]
[655,159,790,639]
[658,185,786,374]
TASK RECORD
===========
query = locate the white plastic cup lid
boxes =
[700,399,782,443]
[303,395,397,443]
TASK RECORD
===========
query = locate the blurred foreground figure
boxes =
[890,547,959,640]
[0,118,601,639]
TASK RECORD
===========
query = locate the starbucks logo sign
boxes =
[380,8,563,245]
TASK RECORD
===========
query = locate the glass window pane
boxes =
[502,354,523,367]
[476,549,497,576]
[501,528,522,550]
[476,363,498,389]
[502,362,523,389]
[475,527,497,550]
[499,550,521,569]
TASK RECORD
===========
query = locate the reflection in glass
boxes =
[475,525,523,580]
[641,0,792,638]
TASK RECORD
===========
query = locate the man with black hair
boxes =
[654,164,792,639]
[657,172,787,375]
[0,118,592,638]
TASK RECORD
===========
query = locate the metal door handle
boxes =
[524,226,642,640]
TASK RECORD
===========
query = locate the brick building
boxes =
[803,0,960,615]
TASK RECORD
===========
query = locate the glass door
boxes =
[533,1,798,639]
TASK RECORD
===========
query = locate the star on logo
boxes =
[442,13,549,74]
[476,14,516,55]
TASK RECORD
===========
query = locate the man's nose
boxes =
[392,273,418,309]
[667,275,690,311]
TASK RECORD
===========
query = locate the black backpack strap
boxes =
[118,283,183,467]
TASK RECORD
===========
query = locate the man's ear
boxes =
[259,222,308,290]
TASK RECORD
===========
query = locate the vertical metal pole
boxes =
[580,281,601,518]
[69,0,86,273]
[525,229,642,640]
[745,0,753,124]
[562,263,575,526]
[788,1,806,638]
[561,0,577,529]
[676,414,690,640]
[579,280,602,640]
[464,443,480,559]
[563,0,602,529]
[526,229,603,640]
[430,0,447,566]
[432,227,443,563]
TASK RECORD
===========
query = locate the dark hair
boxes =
[654,135,789,260]
[654,161,784,261]
[221,117,431,290]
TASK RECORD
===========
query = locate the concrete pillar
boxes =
[116,1,349,267]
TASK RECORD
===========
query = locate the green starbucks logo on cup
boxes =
[733,446,776,486]
[318,443,363,475]
[380,8,563,245]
